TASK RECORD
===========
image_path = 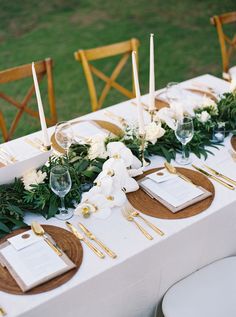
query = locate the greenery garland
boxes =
[0,91,236,237]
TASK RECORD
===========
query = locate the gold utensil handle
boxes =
[211,175,235,190]
[25,138,42,151]
[95,239,117,259]
[0,307,6,316]
[177,173,193,184]
[44,238,62,256]
[219,174,236,186]
[83,238,105,259]
[138,215,164,236]
[133,220,153,240]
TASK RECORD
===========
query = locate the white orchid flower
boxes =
[75,192,112,219]
[91,175,126,207]
[103,157,139,193]
[107,142,134,167]
[154,107,177,130]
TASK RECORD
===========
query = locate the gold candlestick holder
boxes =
[43,145,52,151]
[140,133,149,167]
[149,109,156,122]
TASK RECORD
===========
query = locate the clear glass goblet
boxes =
[175,116,194,165]
[55,121,74,153]
[50,165,73,220]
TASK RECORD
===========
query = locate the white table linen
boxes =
[1,74,236,317]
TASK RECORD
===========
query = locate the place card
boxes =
[0,231,76,292]
[7,230,43,251]
[139,173,212,213]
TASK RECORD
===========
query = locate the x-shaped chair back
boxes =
[211,12,236,80]
[0,58,57,141]
[74,38,140,112]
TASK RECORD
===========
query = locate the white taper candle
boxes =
[149,33,155,111]
[131,51,145,135]
[31,62,50,148]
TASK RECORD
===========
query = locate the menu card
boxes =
[139,168,212,213]
[0,230,76,292]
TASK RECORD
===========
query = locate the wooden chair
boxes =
[210,12,236,80]
[0,58,57,141]
[74,38,140,112]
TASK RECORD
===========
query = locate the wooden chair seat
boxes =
[0,58,57,141]
[210,12,236,80]
[74,38,140,112]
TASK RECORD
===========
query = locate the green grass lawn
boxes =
[0,0,235,142]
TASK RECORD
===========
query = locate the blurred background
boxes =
[0,0,235,141]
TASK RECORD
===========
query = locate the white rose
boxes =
[22,169,47,191]
[145,121,165,144]
[200,96,218,115]
[87,134,107,160]
[196,111,211,123]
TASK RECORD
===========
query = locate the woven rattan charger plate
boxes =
[231,135,236,152]
[127,167,215,219]
[51,119,124,154]
[0,225,83,295]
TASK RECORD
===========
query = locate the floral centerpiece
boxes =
[1,87,236,237]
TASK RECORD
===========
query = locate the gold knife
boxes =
[66,222,105,259]
[192,164,235,190]
[0,306,6,316]
[204,164,236,186]
[79,223,117,259]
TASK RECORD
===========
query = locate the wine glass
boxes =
[166,82,184,104]
[175,116,194,165]
[50,165,73,220]
[55,121,74,153]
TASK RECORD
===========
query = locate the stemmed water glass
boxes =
[175,116,194,165]
[50,165,73,220]
[55,121,74,154]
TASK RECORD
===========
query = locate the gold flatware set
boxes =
[0,147,17,165]
[122,202,164,240]
[66,222,117,259]
[24,137,47,152]
[104,110,128,127]
[192,164,235,190]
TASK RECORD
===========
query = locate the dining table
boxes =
[1,74,236,317]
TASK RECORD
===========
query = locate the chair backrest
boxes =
[210,11,236,80]
[0,58,57,141]
[74,38,140,112]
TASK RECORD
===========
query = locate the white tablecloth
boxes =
[1,74,236,317]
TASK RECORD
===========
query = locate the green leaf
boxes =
[0,222,11,233]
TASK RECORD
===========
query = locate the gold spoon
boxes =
[164,162,194,184]
[31,222,62,256]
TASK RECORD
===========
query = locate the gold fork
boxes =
[126,203,164,236]
[0,306,6,316]
[122,207,153,240]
